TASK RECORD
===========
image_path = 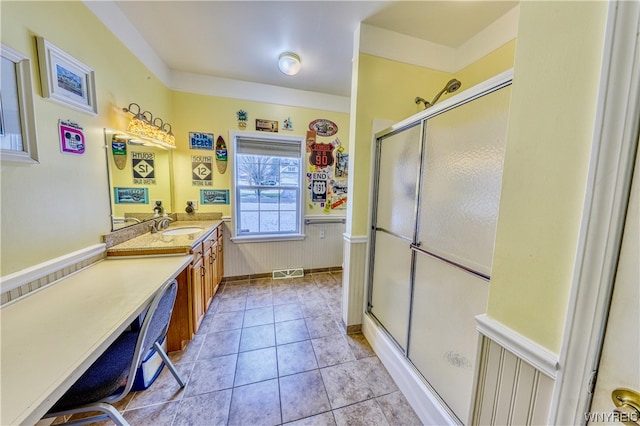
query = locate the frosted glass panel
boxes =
[376,124,422,239]
[370,231,412,349]
[408,253,489,423]
[417,86,511,276]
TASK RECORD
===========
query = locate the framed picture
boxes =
[256,119,278,132]
[0,44,39,163]
[36,36,97,115]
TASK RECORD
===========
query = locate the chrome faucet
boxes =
[150,217,174,233]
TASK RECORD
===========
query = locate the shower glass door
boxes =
[408,84,512,423]
[368,122,422,350]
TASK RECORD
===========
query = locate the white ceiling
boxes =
[110,1,518,98]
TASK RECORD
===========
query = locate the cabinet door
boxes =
[189,256,206,334]
[216,233,223,286]
[203,245,214,310]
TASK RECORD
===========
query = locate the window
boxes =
[231,132,304,241]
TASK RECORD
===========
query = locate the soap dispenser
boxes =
[185,201,195,214]
[153,200,164,217]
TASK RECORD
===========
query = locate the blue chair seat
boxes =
[43,279,185,426]
[51,331,138,412]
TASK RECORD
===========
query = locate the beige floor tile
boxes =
[280,370,331,423]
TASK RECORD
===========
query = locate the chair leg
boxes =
[44,402,128,426]
[154,341,186,387]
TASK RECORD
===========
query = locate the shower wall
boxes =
[367,71,513,423]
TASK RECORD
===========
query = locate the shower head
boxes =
[416,78,462,109]
[445,79,462,93]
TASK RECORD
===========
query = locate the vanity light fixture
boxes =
[122,103,176,149]
[278,52,301,76]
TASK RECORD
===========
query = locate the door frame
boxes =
[550,1,640,424]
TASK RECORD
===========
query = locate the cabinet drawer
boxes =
[191,243,203,261]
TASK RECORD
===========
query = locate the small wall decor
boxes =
[283,117,294,131]
[310,172,328,203]
[111,134,127,170]
[132,151,155,185]
[237,109,248,129]
[256,119,278,132]
[36,36,97,115]
[201,189,229,205]
[58,120,85,155]
[306,130,316,152]
[114,187,148,204]
[192,155,213,186]
[215,136,227,174]
[309,140,334,168]
[309,119,338,137]
[335,152,348,177]
[189,132,214,150]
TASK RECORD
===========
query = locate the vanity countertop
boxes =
[1,255,193,426]
[106,220,222,256]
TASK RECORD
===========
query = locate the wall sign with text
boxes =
[192,155,213,186]
[114,187,148,204]
[132,151,155,185]
[189,132,214,150]
[58,120,85,155]
[201,189,229,205]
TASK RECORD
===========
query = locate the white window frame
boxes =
[230,130,305,243]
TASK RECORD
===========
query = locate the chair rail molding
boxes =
[476,314,559,379]
[0,244,106,293]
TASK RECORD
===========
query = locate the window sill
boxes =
[230,233,306,244]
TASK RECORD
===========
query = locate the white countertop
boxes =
[0,255,192,425]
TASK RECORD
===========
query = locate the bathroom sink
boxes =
[162,227,203,236]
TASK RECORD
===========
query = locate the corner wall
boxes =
[487,0,608,353]
[0,1,172,275]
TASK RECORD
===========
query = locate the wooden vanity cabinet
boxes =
[167,223,224,351]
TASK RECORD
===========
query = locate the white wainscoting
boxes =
[341,233,368,330]
[223,218,346,278]
[0,244,106,305]
[472,315,559,425]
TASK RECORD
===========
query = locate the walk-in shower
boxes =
[415,78,462,109]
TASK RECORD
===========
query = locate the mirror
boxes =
[1,44,39,163]
[104,129,174,231]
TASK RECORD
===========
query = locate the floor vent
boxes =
[272,268,304,280]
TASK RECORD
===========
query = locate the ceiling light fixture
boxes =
[278,52,301,76]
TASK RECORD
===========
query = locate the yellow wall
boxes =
[170,92,349,217]
[1,2,349,275]
[487,1,608,352]
[456,40,516,90]
[1,1,172,274]
[349,43,517,236]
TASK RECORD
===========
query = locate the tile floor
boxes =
[59,271,422,426]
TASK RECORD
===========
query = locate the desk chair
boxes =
[43,279,185,426]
